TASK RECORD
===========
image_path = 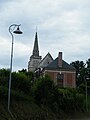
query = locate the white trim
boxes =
[44,70,76,74]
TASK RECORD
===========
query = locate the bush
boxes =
[11,72,32,94]
[31,75,59,110]
[58,88,84,112]
[0,86,8,101]
[0,69,9,87]
[31,76,85,113]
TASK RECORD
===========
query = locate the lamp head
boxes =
[13,26,23,34]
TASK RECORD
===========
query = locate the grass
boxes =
[0,99,90,120]
[0,85,90,120]
[0,99,59,120]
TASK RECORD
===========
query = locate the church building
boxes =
[28,32,42,71]
[28,32,76,88]
[28,32,53,71]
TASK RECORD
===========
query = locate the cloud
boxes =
[0,0,90,70]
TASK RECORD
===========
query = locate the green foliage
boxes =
[0,85,32,102]
[70,59,90,87]
[0,68,88,115]
[31,75,55,105]
[70,60,86,86]
[0,68,9,87]
[78,83,90,95]
[0,86,8,101]
[86,59,90,68]
[11,72,31,94]
[58,88,84,112]
[0,69,33,95]
[31,75,85,112]
[18,69,34,80]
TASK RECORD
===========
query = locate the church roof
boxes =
[44,57,76,71]
[33,32,38,50]
[38,52,53,68]
[40,52,53,64]
[33,32,39,57]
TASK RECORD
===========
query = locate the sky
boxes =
[0,0,90,71]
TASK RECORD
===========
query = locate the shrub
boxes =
[58,88,84,112]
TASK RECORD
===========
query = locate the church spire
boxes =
[28,31,42,71]
[33,32,39,56]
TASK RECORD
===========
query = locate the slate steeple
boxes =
[33,32,39,56]
[28,31,42,71]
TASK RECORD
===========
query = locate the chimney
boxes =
[58,52,62,67]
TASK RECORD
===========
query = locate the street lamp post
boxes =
[8,24,23,111]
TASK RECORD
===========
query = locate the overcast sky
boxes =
[0,0,90,71]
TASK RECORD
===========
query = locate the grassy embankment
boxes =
[0,92,90,120]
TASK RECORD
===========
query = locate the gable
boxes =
[38,52,53,68]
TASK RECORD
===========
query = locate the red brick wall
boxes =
[44,70,76,88]
[65,73,76,88]
[45,71,57,84]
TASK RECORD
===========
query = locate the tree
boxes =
[0,68,9,87]
[86,59,90,68]
[70,61,86,86]
[18,68,27,73]
[31,75,59,111]
[11,72,32,94]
